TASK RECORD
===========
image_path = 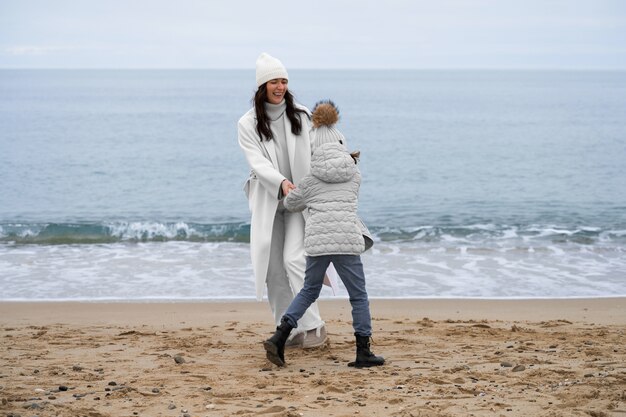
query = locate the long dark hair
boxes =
[253,84,309,141]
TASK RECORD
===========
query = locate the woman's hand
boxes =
[281,179,296,196]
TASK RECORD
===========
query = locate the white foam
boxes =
[106,221,199,240]
[1,240,625,300]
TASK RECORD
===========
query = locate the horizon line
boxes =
[1,67,625,71]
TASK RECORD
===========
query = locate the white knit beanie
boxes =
[312,126,346,150]
[255,53,288,87]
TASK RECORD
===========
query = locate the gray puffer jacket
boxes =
[284,142,365,256]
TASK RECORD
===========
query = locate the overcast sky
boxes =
[1,0,625,69]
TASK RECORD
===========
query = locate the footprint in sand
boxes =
[256,405,286,414]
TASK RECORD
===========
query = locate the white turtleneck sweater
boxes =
[264,100,293,183]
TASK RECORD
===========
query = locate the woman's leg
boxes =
[282,210,325,331]
[332,255,372,337]
[265,208,294,326]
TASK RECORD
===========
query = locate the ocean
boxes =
[1,69,625,301]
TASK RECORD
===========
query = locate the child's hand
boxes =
[281,179,296,196]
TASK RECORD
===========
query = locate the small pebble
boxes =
[152,388,160,393]
[512,365,526,372]
[174,355,185,364]
[72,365,83,372]
[108,381,117,386]
[168,404,176,410]
[500,362,513,368]
[58,386,69,391]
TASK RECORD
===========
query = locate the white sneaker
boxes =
[302,325,327,349]
[285,332,304,349]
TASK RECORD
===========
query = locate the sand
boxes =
[1,298,625,417]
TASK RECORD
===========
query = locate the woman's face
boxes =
[265,78,288,105]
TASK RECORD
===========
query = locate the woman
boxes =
[238,52,327,348]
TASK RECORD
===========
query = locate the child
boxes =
[263,100,384,368]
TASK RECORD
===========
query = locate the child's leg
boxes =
[331,255,372,337]
[282,255,330,328]
[333,255,384,368]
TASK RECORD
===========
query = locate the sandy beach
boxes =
[1,298,625,417]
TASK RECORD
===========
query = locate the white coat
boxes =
[238,104,313,300]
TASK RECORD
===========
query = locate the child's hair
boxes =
[350,150,360,164]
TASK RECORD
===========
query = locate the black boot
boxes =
[263,318,294,367]
[348,334,385,368]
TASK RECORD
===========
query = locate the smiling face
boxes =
[265,78,288,104]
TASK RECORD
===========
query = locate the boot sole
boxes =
[348,360,385,368]
[263,341,285,367]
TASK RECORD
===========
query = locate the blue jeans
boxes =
[283,254,372,337]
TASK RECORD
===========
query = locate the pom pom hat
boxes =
[311,100,346,150]
[255,53,289,87]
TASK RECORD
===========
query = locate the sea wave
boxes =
[1,221,625,246]
[0,222,250,244]
[370,224,626,246]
